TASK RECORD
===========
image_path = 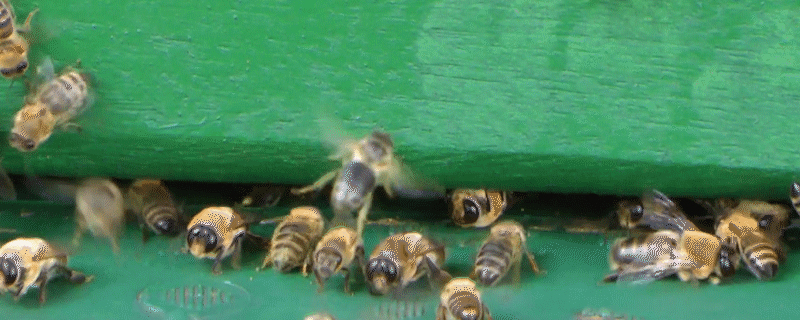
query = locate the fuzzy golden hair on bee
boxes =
[0,1,37,79]
[260,206,325,275]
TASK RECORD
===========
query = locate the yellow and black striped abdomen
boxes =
[271,222,316,271]
[473,238,513,286]
[38,71,90,118]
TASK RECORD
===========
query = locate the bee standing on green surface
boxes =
[436,278,492,320]
[0,237,92,305]
[0,1,36,79]
[471,221,540,286]
[186,206,250,275]
[260,206,324,275]
[365,232,451,296]
[312,226,365,293]
[450,189,509,228]
[292,130,432,236]
[126,179,182,242]
[9,58,91,152]
[73,178,125,253]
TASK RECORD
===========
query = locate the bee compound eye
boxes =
[187,226,218,252]
[0,258,18,285]
[16,61,27,72]
[630,205,644,221]
[461,199,481,224]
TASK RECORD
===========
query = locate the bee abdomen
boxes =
[448,292,484,320]
[38,72,89,115]
[144,205,178,225]
[475,242,512,270]
[338,162,376,199]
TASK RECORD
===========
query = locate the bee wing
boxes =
[0,161,16,201]
[26,57,57,98]
[385,158,446,199]
[640,190,697,232]
[603,262,680,284]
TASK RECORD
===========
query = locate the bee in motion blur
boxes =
[292,130,438,235]
[709,198,789,281]
[436,278,492,320]
[73,178,125,253]
[366,232,451,296]
[0,237,92,305]
[0,1,37,79]
[312,226,365,293]
[9,58,92,152]
[187,206,260,275]
[471,221,541,286]
[125,179,182,242]
[450,189,510,228]
[260,206,324,275]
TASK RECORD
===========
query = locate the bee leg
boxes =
[72,214,87,248]
[211,251,224,275]
[355,246,367,279]
[140,226,150,243]
[511,259,522,285]
[231,236,243,270]
[423,256,452,288]
[110,237,121,255]
[17,8,40,34]
[291,170,338,195]
[301,254,311,277]
[435,304,447,320]
[37,276,48,305]
[259,254,273,271]
[483,304,494,320]
[523,249,542,274]
[61,123,83,133]
[342,268,352,295]
[314,269,325,293]
[355,192,374,236]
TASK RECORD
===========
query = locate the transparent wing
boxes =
[385,158,446,199]
[640,189,697,232]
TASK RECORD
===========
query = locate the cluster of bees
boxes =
[1,2,799,320]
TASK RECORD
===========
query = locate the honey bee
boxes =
[436,278,492,320]
[450,189,509,228]
[791,182,800,217]
[0,237,92,304]
[292,130,437,236]
[73,178,125,253]
[470,221,540,286]
[260,206,324,274]
[603,228,736,285]
[0,1,36,79]
[240,184,285,208]
[712,199,789,280]
[616,190,698,232]
[9,58,91,152]
[312,226,365,293]
[125,179,182,242]
[365,232,451,296]
[186,206,251,275]
[304,313,336,320]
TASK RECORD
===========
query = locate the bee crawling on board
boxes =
[292,129,442,236]
[471,221,541,286]
[73,178,125,253]
[450,189,511,228]
[125,179,183,242]
[9,58,92,152]
[0,237,92,305]
[706,197,790,281]
[0,1,37,79]
[186,206,267,275]
[436,278,492,320]
[259,206,325,275]
[312,226,365,293]
[366,232,451,296]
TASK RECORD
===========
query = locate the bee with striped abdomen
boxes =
[436,278,492,320]
[365,232,451,296]
[0,1,36,79]
[260,206,324,275]
[73,178,125,253]
[126,179,182,242]
[470,221,540,286]
[187,207,252,275]
[450,189,509,228]
[312,226,365,293]
[9,58,91,152]
[0,237,92,305]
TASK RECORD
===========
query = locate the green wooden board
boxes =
[0,0,799,200]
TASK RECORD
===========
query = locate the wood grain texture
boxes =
[1,0,799,198]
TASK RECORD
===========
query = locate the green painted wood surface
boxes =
[1,0,799,199]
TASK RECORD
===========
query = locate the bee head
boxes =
[366,258,399,295]
[187,225,218,254]
[155,217,180,236]
[313,248,342,281]
[9,132,38,152]
[718,243,737,279]
[0,41,29,79]
[0,256,19,286]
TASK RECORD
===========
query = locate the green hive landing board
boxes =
[1,1,799,199]
[2,201,800,319]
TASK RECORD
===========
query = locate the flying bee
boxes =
[712,199,789,280]
[312,226,365,293]
[436,278,492,320]
[450,189,510,228]
[604,228,737,285]
[125,179,182,242]
[0,237,92,305]
[0,1,36,79]
[470,221,540,286]
[365,232,451,296]
[292,130,439,236]
[9,58,91,152]
[187,206,253,275]
[73,178,125,253]
[260,206,325,275]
